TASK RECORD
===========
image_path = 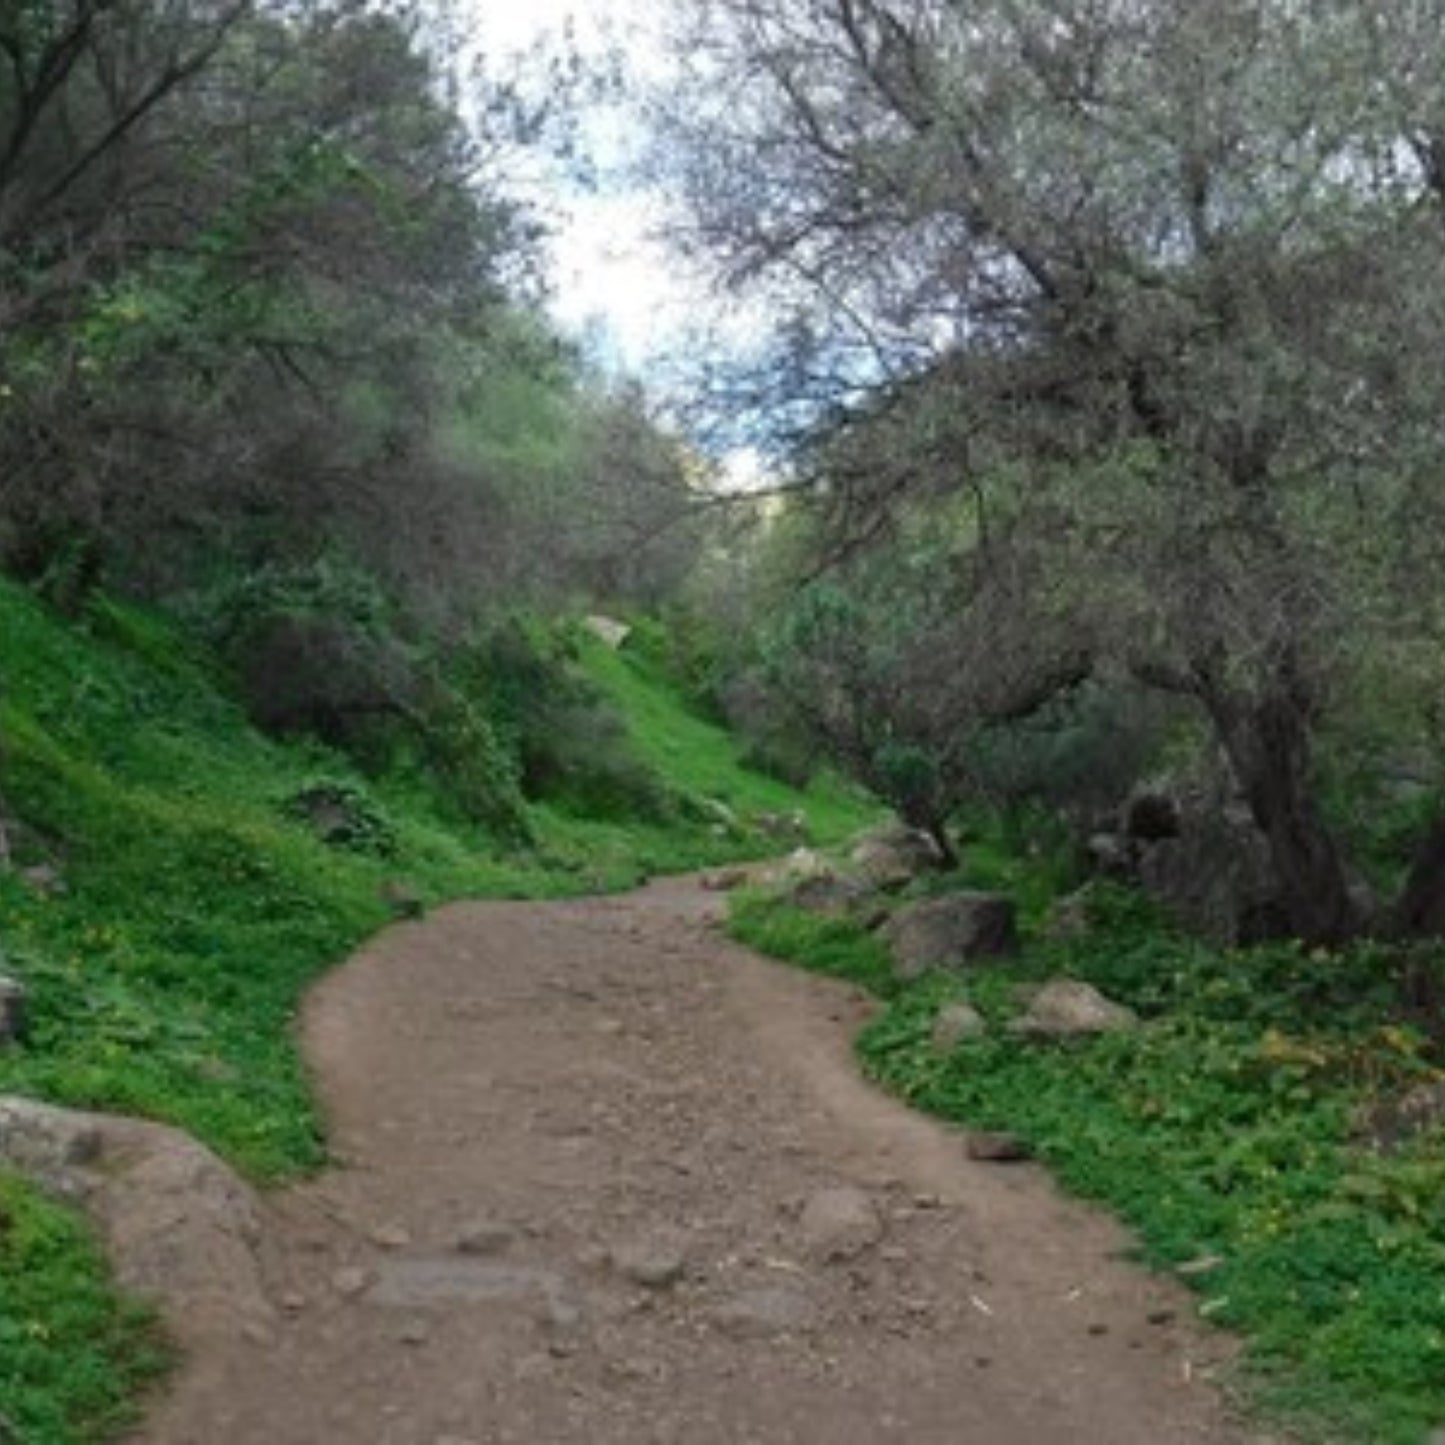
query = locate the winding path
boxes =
[139,876,1254,1444]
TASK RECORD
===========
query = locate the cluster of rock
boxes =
[766,821,1139,1047]
[1083,788,1283,945]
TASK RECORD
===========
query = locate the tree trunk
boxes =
[1205,690,1358,946]
[924,817,961,871]
[1393,813,1445,938]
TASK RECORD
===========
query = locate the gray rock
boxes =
[709,1285,818,1339]
[1011,979,1138,1039]
[611,1241,687,1289]
[1351,1081,1445,1154]
[0,976,26,1046]
[0,1097,274,1351]
[331,1267,371,1297]
[700,867,749,892]
[583,615,631,649]
[789,872,874,918]
[18,863,65,897]
[398,1318,431,1346]
[778,847,831,881]
[755,811,809,844]
[849,824,944,890]
[1043,888,1094,942]
[370,1223,412,1250]
[369,1258,565,1307]
[455,1220,515,1257]
[883,894,1018,980]
[798,1186,882,1263]
[930,1002,987,1051]
[0,1097,104,1191]
[1085,832,1133,879]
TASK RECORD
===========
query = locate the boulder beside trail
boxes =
[0,1096,275,1348]
[1351,1080,1445,1154]
[883,893,1018,981]
[849,823,946,890]
[1010,980,1138,1039]
[930,1001,987,1051]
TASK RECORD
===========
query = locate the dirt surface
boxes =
[137,876,1255,1445]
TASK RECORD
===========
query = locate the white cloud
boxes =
[460,1,686,372]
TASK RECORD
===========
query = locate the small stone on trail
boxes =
[371,1223,412,1250]
[398,1318,430,1346]
[331,1266,371,1297]
[455,1220,514,1257]
[709,1285,818,1339]
[611,1241,687,1289]
[1147,1309,1176,1327]
[966,1131,1031,1163]
[798,1186,883,1263]
[279,1292,306,1315]
[1088,1322,1110,1337]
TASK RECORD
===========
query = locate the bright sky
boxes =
[461,0,694,378]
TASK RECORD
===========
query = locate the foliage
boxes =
[730,833,1445,1443]
[753,542,1091,856]
[656,0,1445,947]
[283,778,398,857]
[0,1171,168,1444]
[572,628,874,846]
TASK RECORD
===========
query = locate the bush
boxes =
[283,778,398,856]
[460,622,673,824]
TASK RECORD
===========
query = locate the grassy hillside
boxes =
[0,581,872,1442]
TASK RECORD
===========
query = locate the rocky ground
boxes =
[123,876,1255,1444]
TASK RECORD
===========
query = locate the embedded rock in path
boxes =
[798,1185,883,1263]
[883,894,1018,981]
[455,1219,515,1257]
[1011,980,1138,1039]
[708,1285,818,1339]
[610,1239,687,1290]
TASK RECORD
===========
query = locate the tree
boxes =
[761,527,1091,864]
[656,0,1445,943]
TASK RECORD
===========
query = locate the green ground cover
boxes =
[729,828,1445,1445]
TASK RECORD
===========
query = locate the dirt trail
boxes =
[138,876,1254,1445]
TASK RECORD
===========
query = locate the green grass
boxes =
[0,1172,168,1444]
[0,579,871,1440]
[571,630,873,846]
[730,868,1445,1444]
